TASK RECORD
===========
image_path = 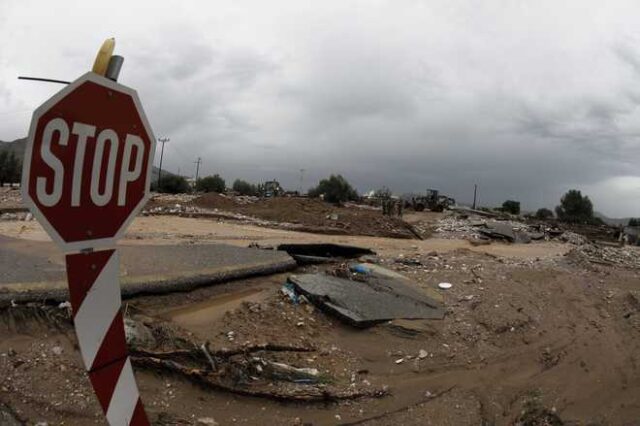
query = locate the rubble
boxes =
[434,214,589,245]
[568,243,640,269]
[0,212,34,221]
[124,318,157,348]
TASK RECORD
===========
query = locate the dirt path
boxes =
[0,215,569,260]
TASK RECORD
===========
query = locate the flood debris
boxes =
[257,359,320,383]
[478,222,532,243]
[277,243,375,265]
[132,345,386,402]
[287,264,444,327]
[434,214,589,245]
[124,318,157,347]
[568,243,640,269]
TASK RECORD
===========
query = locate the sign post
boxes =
[22,43,155,425]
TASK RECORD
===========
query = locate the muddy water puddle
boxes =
[161,287,268,331]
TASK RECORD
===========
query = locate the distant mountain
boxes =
[0,137,26,159]
[595,212,631,227]
[0,137,175,183]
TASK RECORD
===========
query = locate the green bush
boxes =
[502,200,521,215]
[232,179,258,196]
[0,151,21,185]
[157,175,191,194]
[308,174,358,203]
[196,174,226,193]
[555,189,594,224]
[535,208,554,220]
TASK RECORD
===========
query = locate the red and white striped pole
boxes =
[66,249,150,425]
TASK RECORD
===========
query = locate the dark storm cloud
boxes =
[3,1,640,216]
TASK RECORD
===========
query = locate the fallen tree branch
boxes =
[131,343,315,362]
[131,356,387,402]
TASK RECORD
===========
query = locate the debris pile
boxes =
[434,214,587,245]
[568,243,640,269]
[125,316,387,402]
[0,212,33,221]
[0,187,23,210]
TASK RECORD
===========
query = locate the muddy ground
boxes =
[1,212,640,425]
[147,193,418,240]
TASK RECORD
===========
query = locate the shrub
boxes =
[232,179,258,196]
[502,200,521,215]
[157,175,191,194]
[555,189,594,224]
[196,174,226,193]
[535,208,554,220]
[308,174,358,204]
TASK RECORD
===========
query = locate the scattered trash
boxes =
[57,301,72,310]
[197,418,219,426]
[394,358,404,364]
[438,282,452,290]
[350,264,372,274]
[281,282,300,304]
[418,349,428,359]
[568,243,640,269]
[124,318,157,348]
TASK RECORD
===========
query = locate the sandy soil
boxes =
[0,215,569,260]
[1,214,639,425]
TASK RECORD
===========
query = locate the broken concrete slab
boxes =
[478,222,531,244]
[287,268,444,327]
[0,236,296,306]
[349,263,443,303]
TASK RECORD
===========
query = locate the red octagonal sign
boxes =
[22,72,156,252]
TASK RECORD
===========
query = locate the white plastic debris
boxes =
[438,282,452,289]
[58,301,72,309]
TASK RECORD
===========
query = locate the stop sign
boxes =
[22,72,156,251]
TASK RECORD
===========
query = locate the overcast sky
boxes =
[2,1,640,217]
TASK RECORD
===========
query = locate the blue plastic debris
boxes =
[350,264,372,275]
[281,282,300,304]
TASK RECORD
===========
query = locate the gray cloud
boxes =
[2,0,640,216]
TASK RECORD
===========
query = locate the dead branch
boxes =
[131,356,387,402]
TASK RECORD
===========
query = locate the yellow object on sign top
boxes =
[91,38,115,76]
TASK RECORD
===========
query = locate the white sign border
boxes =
[21,72,157,254]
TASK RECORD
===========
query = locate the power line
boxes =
[194,157,202,183]
[157,137,170,184]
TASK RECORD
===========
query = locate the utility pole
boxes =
[472,184,478,210]
[157,137,169,186]
[194,157,202,184]
[299,168,305,194]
